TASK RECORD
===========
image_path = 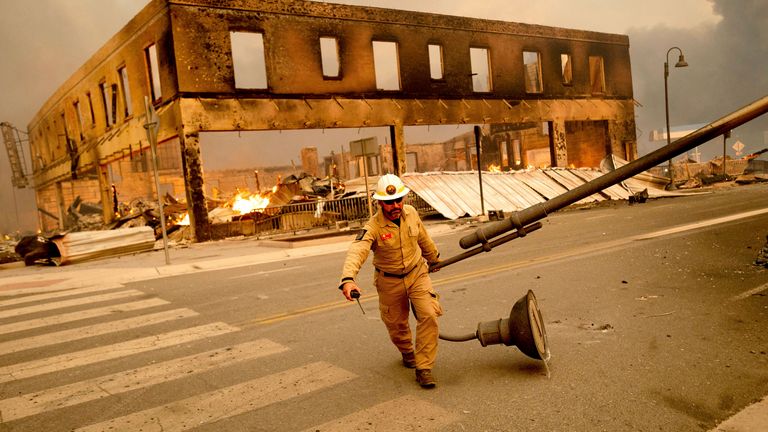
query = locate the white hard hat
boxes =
[372,174,410,200]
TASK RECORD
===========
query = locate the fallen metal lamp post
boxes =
[439,290,550,362]
[429,95,768,363]
[460,95,768,250]
[429,222,550,362]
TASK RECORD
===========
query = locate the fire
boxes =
[487,164,502,173]
[178,213,190,226]
[231,191,270,214]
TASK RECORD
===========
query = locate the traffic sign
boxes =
[732,140,744,156]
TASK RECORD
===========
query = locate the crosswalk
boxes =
[0,280,457,431]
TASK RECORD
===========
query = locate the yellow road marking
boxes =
[247,207,768,325]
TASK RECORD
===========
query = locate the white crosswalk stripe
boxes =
[0,308,198,355]
[0,284,128,308]
[0,339,288,421]
[0,322,238,383]
[0,297,169,335]
[0,289,144,319]
[0,280,121,298]
[74,361,357,432]
[0,285,456,431]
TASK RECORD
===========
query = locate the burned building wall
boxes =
[565,121,612,168]
[405,142,452,173]
[26,0,637,241]
[36,185,60,232]
[27,0,178,228]
[300,147,320,177]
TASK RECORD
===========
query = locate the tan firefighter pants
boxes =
[374,262,443,370]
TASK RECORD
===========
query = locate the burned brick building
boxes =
[26,0,636,242]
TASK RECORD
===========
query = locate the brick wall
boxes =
[406,142,451,172]
[37,184,58,232]
[565,121,609,168]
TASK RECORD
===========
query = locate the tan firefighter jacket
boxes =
[340,204,439,286]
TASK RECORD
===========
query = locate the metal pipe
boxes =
[430,222,543,271]
[475,125,485,217]
[439,332,477,342]
[460,95,768,249]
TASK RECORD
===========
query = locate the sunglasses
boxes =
[382,196,404,205]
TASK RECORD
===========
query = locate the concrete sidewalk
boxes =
[0,222,461,293]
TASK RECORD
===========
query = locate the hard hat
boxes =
[372,174,410,200]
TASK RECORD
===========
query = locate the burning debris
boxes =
[7,143,766,266]
[144,172,352,243]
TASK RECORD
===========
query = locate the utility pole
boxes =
[144,96,170,265]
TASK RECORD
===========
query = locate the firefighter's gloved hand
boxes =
[342,281,362,301]
[428,261,441,273]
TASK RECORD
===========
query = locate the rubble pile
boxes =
[14,235,59,266]
[736,154,768,184]
[132,172,352,243]
[0,237,22,264]
[65,197,104,232]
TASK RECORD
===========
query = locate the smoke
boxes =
[630,0,768,158]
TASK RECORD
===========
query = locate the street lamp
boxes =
[664,46,689,190]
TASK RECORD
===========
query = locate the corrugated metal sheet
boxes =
[402,167,643,220]
[569,169,630,200]
[343,158,682,220]
[50,226,156,265]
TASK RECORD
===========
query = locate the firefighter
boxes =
[339,174,442,388]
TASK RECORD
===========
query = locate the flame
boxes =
[231,191,270,214]
[487,164,502,173]
[271,185,278,193]
[178,213,190,226]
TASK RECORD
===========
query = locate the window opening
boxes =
[561,54,572,85]
[500,140,509,167]
[60,112,69,148]
[145,44,162,101]
[523,51,542,93]
[372,41,400,91]
[74,100,84,140]
[110,84,118,125]
[99,82,113,127]
[358,154,380,176]
[512,139,522,167]
[470,47,491,92]
[319,37,340,78]
[118,66,133,117]
[428,44,444,80]
[86,92,95,125]
[156,140,181,170]
[231,31,268,89]
[589,56,606,93]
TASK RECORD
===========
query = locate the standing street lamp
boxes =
[664,46,689,190]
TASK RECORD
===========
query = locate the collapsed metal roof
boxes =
[401,167,676,220]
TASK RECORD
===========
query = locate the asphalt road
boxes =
[1,183,767,431]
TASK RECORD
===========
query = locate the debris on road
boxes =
[755,234,768,268]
